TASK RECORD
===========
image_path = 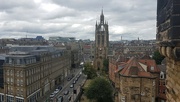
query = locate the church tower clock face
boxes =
[94,9,109,70]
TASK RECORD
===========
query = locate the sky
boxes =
[0,0,157,41]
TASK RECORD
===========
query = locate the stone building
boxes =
[0,46,71,102]
[114,57,156,102]
[157,64,167,102]
[94,10,109,70]
[157,0,180,101]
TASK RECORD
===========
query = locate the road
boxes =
[50,68,86,102]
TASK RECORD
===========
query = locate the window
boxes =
[0,94,4,102]
[20,79,23,86]
[102,35,104,46]
[17,79,19,86]
[160,72,164,79]
[151,66,154,71]
[7,77,9,83]
[9,58,12,64]
[98,35,100,45]
[27,79,28,85]
[10,70,13,76]
[17,59,20,65]
[17,71,19,77]
[7,70,9,75]
[11,78,13,83]
[20,88,23,97]
[6,96,14,102]
[20,71,23,77]
[163,82,165,85]
[26,71,28,77]
[163,90,165,94]
[16,98,24,102]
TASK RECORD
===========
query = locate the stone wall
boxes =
[166,58,180,102]
[116,75,156,102]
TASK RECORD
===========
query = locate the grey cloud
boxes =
[0,0,157,40]
[0,0,36,10]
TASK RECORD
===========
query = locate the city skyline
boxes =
[0,0,156,41]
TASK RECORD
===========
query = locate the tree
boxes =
[152,50,165,64]
[85,77,113,102]
[83,63,97,79]
[103,59,109,74]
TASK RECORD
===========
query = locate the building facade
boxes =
[0,46,71,102]
[114,57,156,102]
[94,10,109,70]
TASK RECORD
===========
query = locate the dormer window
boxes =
[150,66,154,71]
[160,71,164,79]
[9,58,12,64]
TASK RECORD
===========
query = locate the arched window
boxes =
[160,71,164,79]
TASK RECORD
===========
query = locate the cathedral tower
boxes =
[94,10,109,70]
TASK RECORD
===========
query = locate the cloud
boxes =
[0,0,157,40]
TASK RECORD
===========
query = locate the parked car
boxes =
[58,96,63,102]
[58,86,62,90]
[64,90,69,95]
[54,89,59,94]
[70,84,74,88]
[50,93,55,98]
[75,77,78,81]
[67,77,71,81]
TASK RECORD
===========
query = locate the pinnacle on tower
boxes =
[100,8,104,24]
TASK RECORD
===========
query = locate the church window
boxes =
[102,35,104,46]
[98,35,100,45]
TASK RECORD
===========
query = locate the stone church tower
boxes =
[157,0,180,102]
[94,10,109,70]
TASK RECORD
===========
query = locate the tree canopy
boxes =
[85,77,113,102]
[152,50,165,64]
[83,63,97,79]
[103,59,109,73]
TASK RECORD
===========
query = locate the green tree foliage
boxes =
[83,63,97,79]
[103,59,109,74]
[85,77,113,102]
[152,50,165,64]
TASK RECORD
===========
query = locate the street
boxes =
[49,68,86,102]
